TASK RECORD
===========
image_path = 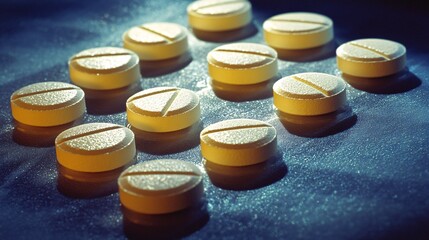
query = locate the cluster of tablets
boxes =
[8,0,408,237]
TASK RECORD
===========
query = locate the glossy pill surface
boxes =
[127,87,200,132]
[263,12,333,50]
[55,123,136,172]
[123,22,188,61]
[118,159,204,214]
[207,43,278,85]
[69,47,141,90]
[336,38,406,78]
[187,0,252,32]
[273,72,346,116]
[200,119,277,166]
[10,82,85,127]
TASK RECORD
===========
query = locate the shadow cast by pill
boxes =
[140,51,193,78]
[342,69,421,94]
[12,116,84,147]
[122,199,209,239]
[57,159,135,199]
[83,82,142,115]
[276,105,357,138]
[210,73,281,102]
[191,22,257,42]
[130,120,203,155]
[204,150,287,190]
[274,40,337,62]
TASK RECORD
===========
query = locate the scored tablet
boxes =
[187,0,252,32]
[123,22,188,61]
[126,87,200,132]
[200,119,277,166]
[336,38,406,78]
[118,159,204,214]
[10,82,86,127]
[207,43,278,85]
[69,47,141,90]
[55,123,136,172]
[273,72,347,116]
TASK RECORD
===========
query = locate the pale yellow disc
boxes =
[263,12,334,50]
[10,82,85,127]
[123,22,188,61]
[273,72,347,116]
[200,119,277,166]
[187,0,252,31]
[207,43,278,85]
[336,38,407,78]
[126,87,200,132]
[69,47,141,90]
[118,159,204,214]
[55,123,136,172]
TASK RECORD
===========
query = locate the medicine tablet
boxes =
[118,159,204,214]
[263,12,334,50]
[126,87,200,132]
[187,0,252,32]
[336,38,406,78]
[55,123,136,172]
[69,47,141,90]
[273,72,346,116]
[200,119,277,166]
[207,43,278,85]
[10,82,85,127]
[123,22,188,61]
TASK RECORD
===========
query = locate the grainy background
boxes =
[1,0,428,239]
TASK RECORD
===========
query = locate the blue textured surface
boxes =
[1,0,429,239]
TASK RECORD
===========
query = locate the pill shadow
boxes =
[12,116,84,147]
[131,120,203,155]
[83,82,142,115]
[191,22,258,42]
[210,73,282,102]
[122,200,209,239]
[276,105,357,138]
[57,159,135,199]
[204,150,287,190]
[274,40,338,62]
[140,51,193,78]
[342,69,422,94]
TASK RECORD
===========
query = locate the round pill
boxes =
[118,159,204,214]
[123,22,188,61]
[187,0,252,32]
[336,38,406,78]
[207,43,278,85]
[263,12,334,50]
[126,87,200,133]
[69,47,141,90]
[273,72,347,116]
[10,82,85,127]
[55,123,136,172]
[200,119,277,166]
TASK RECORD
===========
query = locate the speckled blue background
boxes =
[1,0,428,239]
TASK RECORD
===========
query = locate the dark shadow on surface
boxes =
[123,200,209,240]
[140,51,193,78]
[12,116,84,147]
[84,82,142,115]
[204,150,287,190]
[342,69,421,94]
[130,120,203,155]
[274,40,337,62]
[191,22,257,43]
[210,73,281,102]
[276,105,357,138]
[57,159,135,199]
